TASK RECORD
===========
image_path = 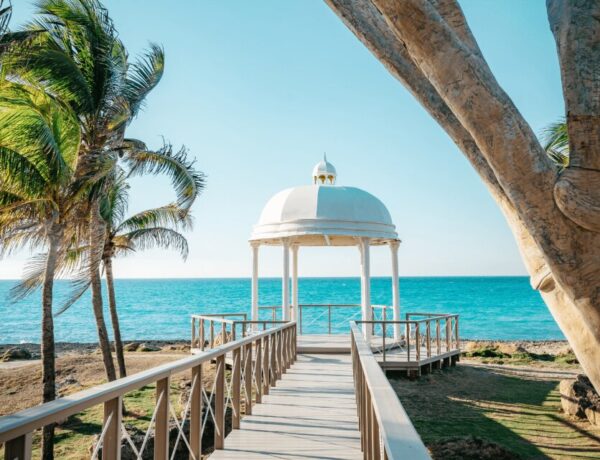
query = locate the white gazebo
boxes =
[249,157,401,339]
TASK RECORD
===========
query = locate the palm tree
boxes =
[99,171,192,377]
[541,117,569,167]
[14,0,194,382]
[0,79,86,460]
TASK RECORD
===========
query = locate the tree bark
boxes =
[325,0,600,391]
[104,256,126,378]
[547,0,600,233]
[41,229,60,460]
[90,205,116,382]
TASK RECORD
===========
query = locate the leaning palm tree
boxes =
[99,171,192,377]
[541,117,569,168]
[9,0,203,385]
[14,0,196,383]
[0,79,87,460]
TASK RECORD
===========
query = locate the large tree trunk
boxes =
[41,229,60,460]
[325,0,600,391]
[90,206,116,382]
[104,256,126,378]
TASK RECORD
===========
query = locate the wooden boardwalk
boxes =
[209,353,362,459]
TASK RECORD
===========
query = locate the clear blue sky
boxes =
[3,0,564,279]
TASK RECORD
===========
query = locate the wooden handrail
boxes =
[350,322,430,459]
[0,322,297,458]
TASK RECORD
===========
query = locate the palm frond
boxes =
[9,252,48,301]
[540,117,569,167]
[124,142,205,210]
[119,227,189,260]
[124,43,164,118]
[99,167,129,227]
[116,204,192,234]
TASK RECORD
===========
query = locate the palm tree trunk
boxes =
[104,257,126,378]
[41,230,60,460]
[90,206,116,381]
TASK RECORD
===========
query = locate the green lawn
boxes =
[390,364,600,459]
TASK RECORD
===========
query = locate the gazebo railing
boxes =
[258,304,393,335]
[0,322,297,460]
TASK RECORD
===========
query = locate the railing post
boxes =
[256,338,263,403]
[102,396,122,460]
[292,324,297,362]
[263,336,270,394]
[426,320,431,358]
[299,305,303,335]
[200,318,205,351]
[155,378,170,460]
[284,328,290,369]
[360,371,366,453]
[278,330,284,376]
[215,354,225,449]
[244,342,253,415]
[372,400,381,460]
[455,316,460,350]
[4,433,32,460]
[416,323,421,362]
[232,347,241,429]
[191,317,196,349]
[221,322,227,344]
[436,319,441,355]
[446,317,451,352]
[366,387,373,456]
[406,322,411,362]
[190,364,203,459]
[270,333,277,384]
[210,321,215,349]
[382,322,386,363]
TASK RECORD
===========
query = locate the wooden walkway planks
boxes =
[209,353,362,459]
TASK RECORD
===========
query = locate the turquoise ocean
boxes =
[0,277,563,344]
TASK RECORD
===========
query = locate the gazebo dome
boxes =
[250,159,398,246]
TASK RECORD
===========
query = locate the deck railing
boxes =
[191,314,288,351]
[350,321,431,459]
[0,322,297,460]
[357,313,460,365]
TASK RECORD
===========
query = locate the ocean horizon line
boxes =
[0,274,531,282]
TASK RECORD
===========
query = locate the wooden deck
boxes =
[209,353,362,459]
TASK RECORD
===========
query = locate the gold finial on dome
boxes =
[312,154,337,185]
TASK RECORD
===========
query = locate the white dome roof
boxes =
[250,184,398,246]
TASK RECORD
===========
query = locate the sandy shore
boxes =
[0,338,572,359]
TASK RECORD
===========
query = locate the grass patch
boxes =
[390,365,600,459]
[463,346,579,368]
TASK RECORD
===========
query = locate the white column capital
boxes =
[281,238,291,248]
[389,239,400,251]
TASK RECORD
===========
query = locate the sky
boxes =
[2,0,564,279]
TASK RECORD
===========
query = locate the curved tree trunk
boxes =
[90,206,116,382]
[325,0,600,391]
[104,257,126,378]
[41,229,61,460]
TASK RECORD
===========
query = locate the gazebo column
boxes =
[282,240,291,321]
[291,244,299,323]
[359,238,372,340]
[389,240,401,340]
[251,243,260,323]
